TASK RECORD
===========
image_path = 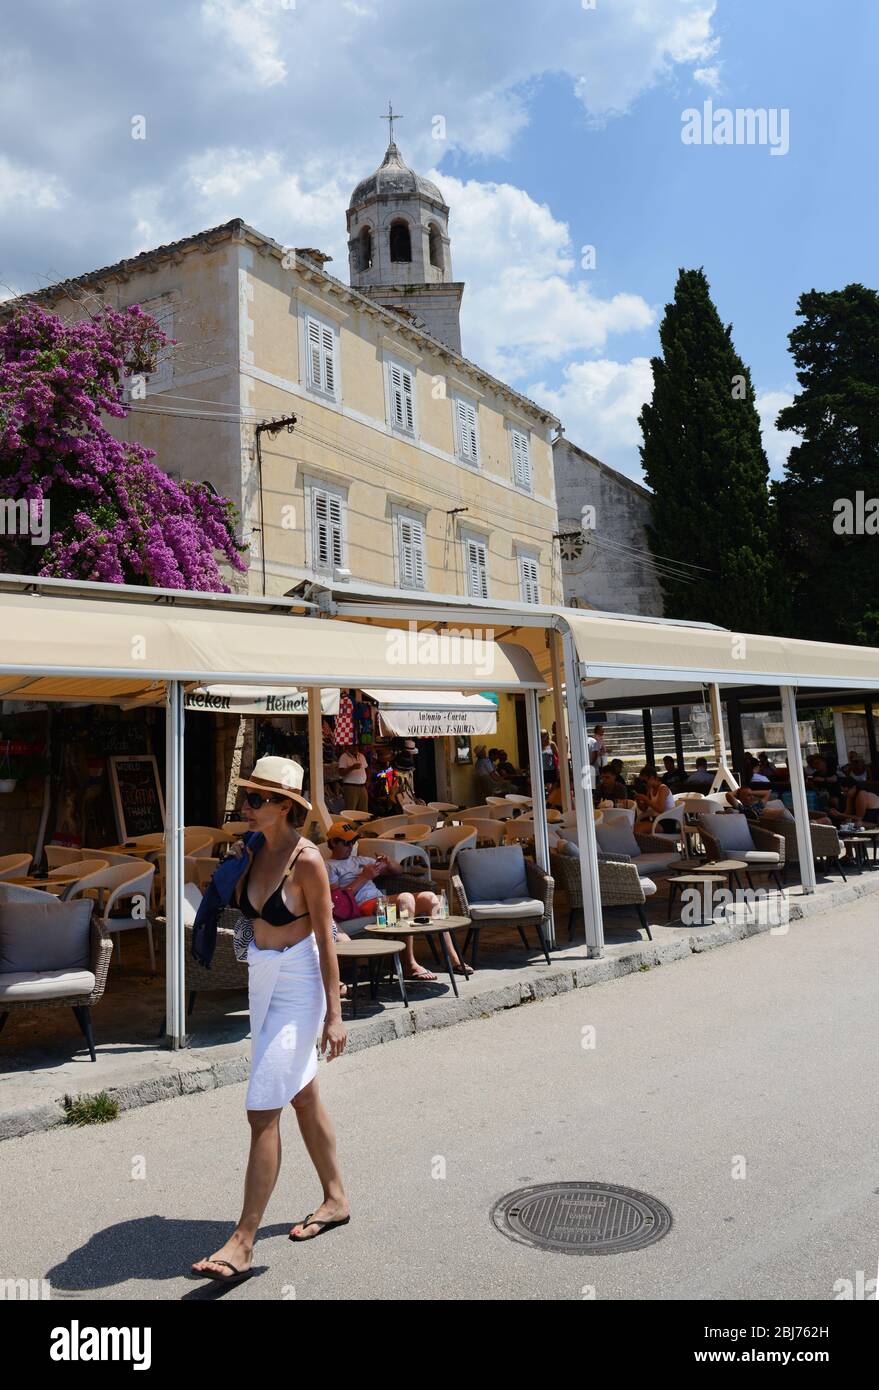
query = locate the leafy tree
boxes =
[0,303,247,588]
[639,268,780,632]
[773,283,879,644]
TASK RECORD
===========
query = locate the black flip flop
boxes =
[289,1212,351,1242]
[190,1258,253,1285]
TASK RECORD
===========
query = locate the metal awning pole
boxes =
[708,682,737,792]
[549,630,572,812]
[562,630,604,957]
[781,686,816,894]
[164,680,187,1047]
[524,687,553,945]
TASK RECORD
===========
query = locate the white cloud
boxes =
[432,174,654,378]
[529,357,655,479]
[0,155,67,213]
[756,388,796,477]
[200,0,287,88]
[693,64,722,91]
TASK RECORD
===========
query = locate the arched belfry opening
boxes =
[389,219,412,263]
[428,223,444,270]
[358,225,373,271]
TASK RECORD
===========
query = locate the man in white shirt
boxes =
[325,823,472,980]
[337,744,368,812]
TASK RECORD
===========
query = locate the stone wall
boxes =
[553,436,664,617]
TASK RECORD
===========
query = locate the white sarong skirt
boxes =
[246,933,326,1110]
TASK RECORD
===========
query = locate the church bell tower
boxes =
[346,104,464,353]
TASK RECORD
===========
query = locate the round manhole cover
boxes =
[491,1182,672,1255]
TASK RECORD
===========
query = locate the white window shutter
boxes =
[402,367,415,432]
[466,538,488,598]
[313,488,344,571]
[398,515,426,588]
[307,318,336,395]
[321,324,335,394]
[519,554,540,604]
[511,428,531,489]
[456,399,478,463]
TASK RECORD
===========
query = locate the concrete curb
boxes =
[4,871,879,1142]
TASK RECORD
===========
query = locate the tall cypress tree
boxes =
[639,268,779,631]
[773,283,879,644]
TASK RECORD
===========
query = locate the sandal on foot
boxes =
[289,1212,351,1242]
[190,1258,253,1285]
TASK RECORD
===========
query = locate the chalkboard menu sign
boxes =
[109,755,165,840]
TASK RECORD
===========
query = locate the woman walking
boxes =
[191,756,349,1284]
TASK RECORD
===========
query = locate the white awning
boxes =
[363,688,498,738]
[185,686,340,716]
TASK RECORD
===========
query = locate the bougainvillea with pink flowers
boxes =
[0,303,247,588]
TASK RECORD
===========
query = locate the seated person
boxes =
[660,754,685,791]
[826,779,879,826]
[634,773,676,833]
[597,769,630,804]
[496,748,524,784]
[325,778,345,815]
[842,750,870,784]
[683,757,713,790]
[474,744,514,798]
[756,752,777,777]
[325,822,472,979]
[724,785,769,819]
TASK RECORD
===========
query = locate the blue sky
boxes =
[2,0,876,480]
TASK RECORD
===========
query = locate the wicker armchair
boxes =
[0,906,113,1062]
[450,846,553,967]
[756,815,847,880]
[550,851,654,941]
[697,815,785,889]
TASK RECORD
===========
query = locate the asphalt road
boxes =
[2,895,878,1302]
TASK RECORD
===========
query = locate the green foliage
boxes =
[63,1092,119,1125]
[639,268,782,632]
[773,284,879,644]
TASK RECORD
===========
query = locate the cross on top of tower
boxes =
[381,100,403,144]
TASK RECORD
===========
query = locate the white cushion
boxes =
[638,877,658,898]
[742,850,780,864]
[0,968,96,1001]
[699,812,755,854]
[595,820,640,857]
[469,898,544,921]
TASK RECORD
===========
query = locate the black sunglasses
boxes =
[243,791,285,809]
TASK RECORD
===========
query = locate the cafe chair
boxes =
[0,853,33,881]
[450,845,553,968]
[0,895,110,1062]
[86,863,157,973]
[44,845,83,871]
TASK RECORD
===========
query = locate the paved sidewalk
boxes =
[1,893,878,1300]
[2,867,879,1141]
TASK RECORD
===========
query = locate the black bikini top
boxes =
[237,844,310,927]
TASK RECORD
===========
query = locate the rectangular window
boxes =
[396,513,426,589]
[311,485,345,572]
[463,534,489,599]
[518,552,540,605]
[388,362,416,434]
[306,315,337,396]
[454,397,479,465]
[141,297,174,390]
[510,427,532,491]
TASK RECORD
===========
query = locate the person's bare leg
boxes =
[192,1108,282,1275]
[418,890,471,973]
[289,1078,349,1239]
[395,891,436,979]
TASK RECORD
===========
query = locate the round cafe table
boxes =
[364,915,470,998]
[5,869,103,895]
[374,822,431,842]
[334,938,407,1017]
[334,810,373,822]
